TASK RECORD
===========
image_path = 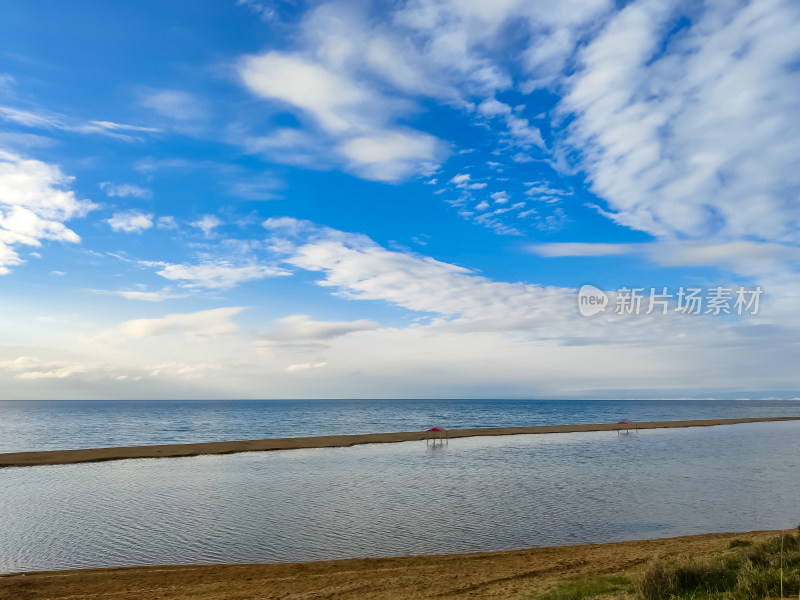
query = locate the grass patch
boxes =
[637,528,800,600]
[536,574,632,600]
[532,530,800,600]
[637,558,736,599]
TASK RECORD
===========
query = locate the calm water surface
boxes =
[2,399,800,452]
[1,420,799,573]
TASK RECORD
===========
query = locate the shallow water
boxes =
[2,398,800,453]
[1,420,799,573]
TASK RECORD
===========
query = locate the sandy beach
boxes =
[0,530,782,599]
[1,416,798,468]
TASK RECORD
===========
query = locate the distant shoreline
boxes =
[2,416,798,468]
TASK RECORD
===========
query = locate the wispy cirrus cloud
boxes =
[559,0,800,243]
[139,89,208,122]
[90,287,189,302]
[235,0,278,22]
[0,105,157,141]
[99,181,151,199]
[476,98,545,149]
[231,0,606,227]
[234,0,800,247]
[285,361,327,372]
[530,240,800,276]
[265,217,570,329]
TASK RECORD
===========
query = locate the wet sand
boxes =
[0,530,779,599]
[2,416,798,468]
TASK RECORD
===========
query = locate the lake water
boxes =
[2,398,800,453]
[2,419,799,574]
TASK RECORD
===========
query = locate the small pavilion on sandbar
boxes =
[426,426,448,447]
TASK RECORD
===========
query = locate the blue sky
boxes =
[1,0,799,399]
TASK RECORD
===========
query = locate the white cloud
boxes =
[95,307,247,344]
[263,216,316,236]
[233,0,614,183]
[338,130,442,182]
[524,182,571,197]
[393,0,610,90]
[268,218,569,329]
[0,356,99,380]
[106,210,154,233]
[0,106,66,130]
[236,127,324,167]
[236,0,278,22]
[151,260,290,289]
[449,173,487,189]
[8,217,800,399]
[0,133,56,155]
[75,120,157,139]
[0,356,40,371]
[156,216,178,230]
[190,215,222,238]
[229,175,283,200]
[477,98,545,148]
[529,241,800,276]
[264,314,379,342]
[531,242,639,257]
[110,289,188,302]
[285,361,327,372]
[0,150,94,273]
[237,48,446,182]
[240,52,376,135]
[140,89,207,121]
[0,105,158,141]
[512,152,533,163]
[560,0,800,242]
[99,182,151,198]
[491,191,509,204]
[262,219,800,366]
[146,362,221,380]
[653,242,800,269]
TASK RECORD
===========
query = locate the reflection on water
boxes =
[1,420,799,573]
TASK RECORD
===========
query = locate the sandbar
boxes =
[1,416,798,468]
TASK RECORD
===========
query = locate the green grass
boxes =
[636,557,737,599]
[536,575,633,600]
[533,529,800,600]
[637,528,800,600]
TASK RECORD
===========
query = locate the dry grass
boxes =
[636,527,800,600]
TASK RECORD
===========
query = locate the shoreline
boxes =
[1,416,798,468]
[0,529,784,599]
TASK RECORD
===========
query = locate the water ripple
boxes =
[1,421,799,573]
